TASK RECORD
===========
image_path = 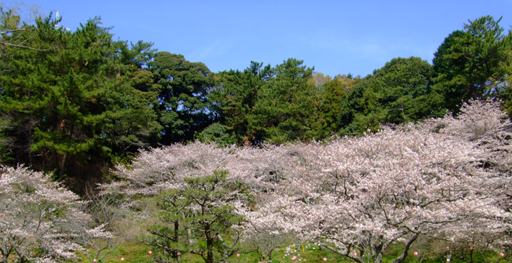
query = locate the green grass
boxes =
[79,243,151,263]
[81,243,350,263]
[79,241,510,263]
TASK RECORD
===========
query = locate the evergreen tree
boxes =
[248,58,319,144]
[433,16,511,112]
[0,13,161,192]
[150,51,214,143]
[340,57,443,135]
[312,74,357,139]
[150,170,251,263]
[202,61,272,145]
[500,38,512,115]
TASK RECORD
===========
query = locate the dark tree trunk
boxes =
[267,248,275,261]
[172,220,180,260]
[205,224,214,263]
[393,234,419,263]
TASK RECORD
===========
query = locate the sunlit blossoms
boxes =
[291,123,509,262]
[104,100,512,263]
[0,166,111,263]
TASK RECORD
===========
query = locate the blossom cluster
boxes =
[0,166,111,262]
[104,100,512,262]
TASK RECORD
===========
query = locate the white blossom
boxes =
[0,166,111,262]
[103,100,512,263]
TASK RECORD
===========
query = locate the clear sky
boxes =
[2,0,512,76]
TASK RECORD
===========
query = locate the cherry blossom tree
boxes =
[0,166,111,263]
[243,101,512,263]
[103,100,512,263]
[313,129,508,263]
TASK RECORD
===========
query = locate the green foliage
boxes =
[0,117,13,162]
[196,123,237,146]
[0,13,161,191]
[209,57,446,143]
[2,7,512,194]
[433,16,512,112]
[247,58,320,144]
[149,170,252,263]
[208,61,272,145]
[209,59,323,145]
[498,32,512,115]
[150,51,214,143]
[312,75,357,139]
[340,57,444,135]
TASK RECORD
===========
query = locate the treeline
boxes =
[0,9,511,192]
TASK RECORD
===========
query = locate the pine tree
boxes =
[248,58,319,143]
[0,13,161,192]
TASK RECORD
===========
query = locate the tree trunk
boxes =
[187,227,192,245]
[392,234,419,263]
[373,242,384,263]
[58,152,67,177]
[205,225,214,263]
[173,220,180,260]
[267,248,275,261]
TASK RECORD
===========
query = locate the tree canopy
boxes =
[150,51,214,144]
[0,9,511,193]
[339,57,444,135]
[433,16,512,112]
[0,13,161,191]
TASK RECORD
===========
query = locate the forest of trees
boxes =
[1,9,511,193]
[1,6,512,263]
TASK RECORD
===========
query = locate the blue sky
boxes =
[2,0,512,76]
